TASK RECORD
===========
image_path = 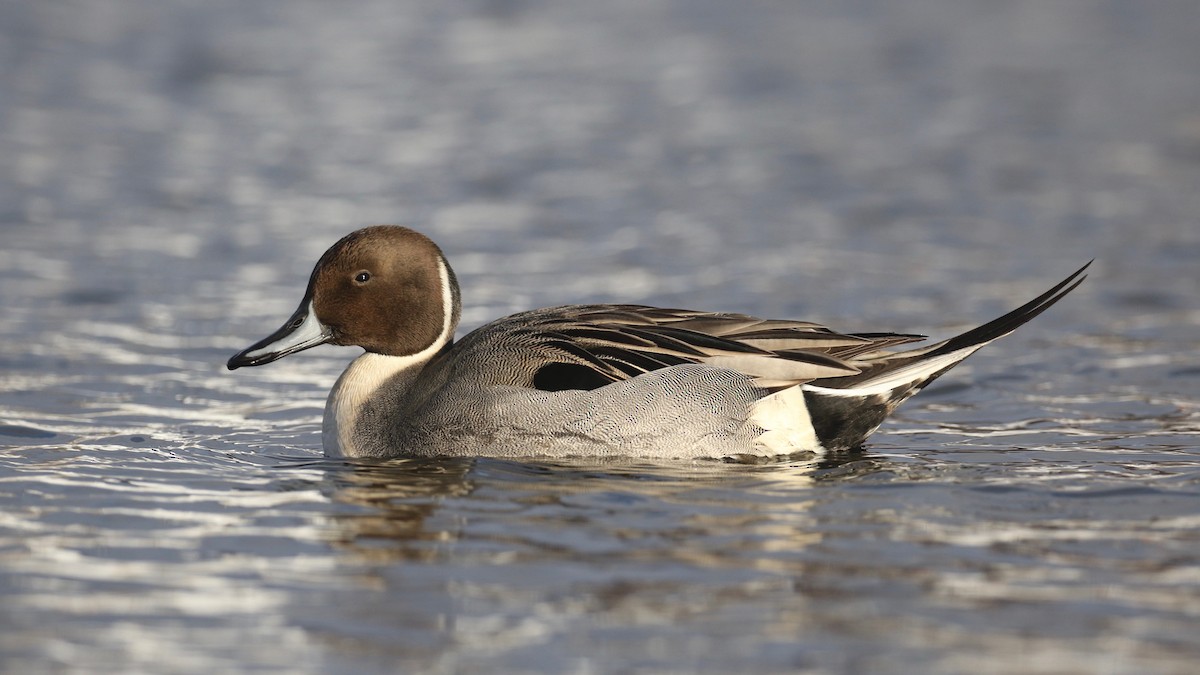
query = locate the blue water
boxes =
[2,1,1199,673]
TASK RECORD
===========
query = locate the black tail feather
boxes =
[925,260,1090,358]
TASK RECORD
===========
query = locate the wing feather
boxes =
[475,304,906,391]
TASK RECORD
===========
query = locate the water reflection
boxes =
[316,452,894,572]
[296,449,961,672]
[320,458,476,562]
[304,456,829,668]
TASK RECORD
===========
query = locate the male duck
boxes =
[228,226,1088,459]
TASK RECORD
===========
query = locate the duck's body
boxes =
[228,226,1088,459]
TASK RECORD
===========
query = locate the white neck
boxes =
[322,259,457,457]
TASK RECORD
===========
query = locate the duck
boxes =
[227,226,1088,460]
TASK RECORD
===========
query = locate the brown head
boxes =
[227,226,461,369]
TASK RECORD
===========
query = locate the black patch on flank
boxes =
[803,390,896,451]
[533,362,616,392]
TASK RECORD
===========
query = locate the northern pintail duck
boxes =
[228,226,1088,459]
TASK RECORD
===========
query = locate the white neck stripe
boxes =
[433,257,456,349]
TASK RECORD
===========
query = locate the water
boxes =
[2,0,1200,672]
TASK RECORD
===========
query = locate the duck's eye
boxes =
[354,271,371,284]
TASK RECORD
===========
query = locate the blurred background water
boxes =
[1,0,1199,673]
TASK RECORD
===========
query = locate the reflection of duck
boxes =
[304,455,853,668]
[322,458,475,563]
[229,226,1087,460]
[324,455,850,569]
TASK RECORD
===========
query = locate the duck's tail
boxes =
[797,261,1091,451]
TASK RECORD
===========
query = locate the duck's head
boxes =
[227,226,461,369]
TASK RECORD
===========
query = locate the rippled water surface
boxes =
[2,1,1199,673]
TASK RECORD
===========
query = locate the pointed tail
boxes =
[800,261,1090,449]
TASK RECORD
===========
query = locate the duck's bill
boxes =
[227,300,332,369]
